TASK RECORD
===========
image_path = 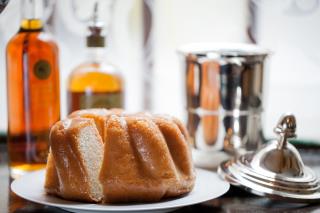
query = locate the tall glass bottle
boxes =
[67,4,124,113]
[6,0,60,178]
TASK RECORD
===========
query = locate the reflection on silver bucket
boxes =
[179,43,269,156]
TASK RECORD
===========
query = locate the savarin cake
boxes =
[44,108,196,203]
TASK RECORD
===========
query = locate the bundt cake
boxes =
[44,108,195,203]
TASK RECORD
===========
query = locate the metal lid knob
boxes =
[251,113,304,177]
[218,113,320,203]
[274,113,297,149]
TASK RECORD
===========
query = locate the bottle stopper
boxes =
[86,2,105,48]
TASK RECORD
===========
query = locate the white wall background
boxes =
[255,0,320,140]
[1,0,320,142]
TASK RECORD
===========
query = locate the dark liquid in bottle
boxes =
[68,90,123,113]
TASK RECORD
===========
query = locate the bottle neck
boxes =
[20,0,43,31]
[86,47,107,63]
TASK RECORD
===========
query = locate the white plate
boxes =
[11,168,229,213]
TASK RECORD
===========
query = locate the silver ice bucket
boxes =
[178,43,269,160]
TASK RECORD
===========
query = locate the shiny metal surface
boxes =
[218,113,320,203]
[179,43,269,155]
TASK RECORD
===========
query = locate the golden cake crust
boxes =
[45,108,195,203]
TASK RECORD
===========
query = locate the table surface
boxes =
[2,140,320,213]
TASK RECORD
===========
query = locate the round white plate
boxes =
[11,168,229,213]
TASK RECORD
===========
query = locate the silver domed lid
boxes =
[218,113,320,203]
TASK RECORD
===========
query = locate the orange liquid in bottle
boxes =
[68,62,123,113]
[6,19,60,178]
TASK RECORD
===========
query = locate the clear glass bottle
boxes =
[6,0,60,178]
[67,5,124,113]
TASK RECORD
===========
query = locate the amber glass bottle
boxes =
[67,6,124,114]
[6,0,60,178]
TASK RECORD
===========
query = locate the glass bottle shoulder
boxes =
[68,61,123,92]
[71,60,121,76]
[7,30,58,53]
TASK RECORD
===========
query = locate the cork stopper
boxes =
[86,2,105,48]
